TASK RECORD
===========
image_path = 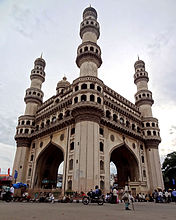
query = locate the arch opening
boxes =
[34,143,64,189]
[110,145,139,189]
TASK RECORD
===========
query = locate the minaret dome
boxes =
[56,76,70,94]
[34,57,46,68]
[83,6,98,19]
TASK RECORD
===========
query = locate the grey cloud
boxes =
[171,125,176,130]
[171,136,176,146]
[147,27,175,55]
[146,26,176,104]
[170,126,176,147]
[0,82,4,90]
[153,69,176,105]
[11,4,33,38]
[148,33,169,52]
[162,74,176,103]
[0,143,16,172]
[0,155,11,163]
[0,114,16,145]
[10,4,52,38]
[169,126,176,135]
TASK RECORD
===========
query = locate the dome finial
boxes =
[63,75,67,81]
[137,55,139,61]
[40,52,43,59]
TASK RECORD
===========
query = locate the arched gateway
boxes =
[13,6,164,195]
[110,144,139,188]
[34,143,64,189]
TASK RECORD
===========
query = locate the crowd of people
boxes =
[104,187,176,204]
[104,187,176,210]
[1,183,176,207]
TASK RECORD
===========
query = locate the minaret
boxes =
[24,56,46,115]
[13,56,46,183]
[134,59,164,191]
[76,6,102,77]
[71,6,104,193]
[134,58,153,117]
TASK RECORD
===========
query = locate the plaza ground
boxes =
[0,201,175,220]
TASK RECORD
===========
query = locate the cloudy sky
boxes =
[0,0,176,174]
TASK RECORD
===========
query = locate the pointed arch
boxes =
[110,143,139,188]
[34,141,64,189]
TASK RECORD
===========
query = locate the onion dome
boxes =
[134,57,145,69]
[83,6,97,19]
[34,56,46,67]
[56,76,70,93]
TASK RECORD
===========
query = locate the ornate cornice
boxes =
[100,118,143,141]
[16,137,31,147]
[76,51,102,68]
[18,115,35,120]
[73,76,104,86]
[135,99,154,107]
[36,97,72,122]
[31,117,75,139]
[145,139,161,149]
[104,85,140,113]
[104,97,141,123]
[72,102,104,123]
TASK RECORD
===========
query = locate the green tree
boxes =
[162,151,176,186]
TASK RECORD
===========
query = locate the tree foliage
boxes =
[162,151,176,182]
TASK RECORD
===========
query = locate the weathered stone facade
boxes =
[12,6,164,195]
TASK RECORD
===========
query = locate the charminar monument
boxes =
[12,6,164,195]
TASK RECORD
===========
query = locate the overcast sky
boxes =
[0,0,176,174]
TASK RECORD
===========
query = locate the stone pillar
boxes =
[12,139,30,183]
[145,142,164,192]
[72,105,103,193]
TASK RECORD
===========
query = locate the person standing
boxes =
[49,192,55,203]
[122,190,130,210]
[168,190,172,203]
[164,190,168,203]
[10,185,14,199]
[112,187,118,204]
[172,189,176,203]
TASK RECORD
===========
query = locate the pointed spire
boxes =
[40,52,43,59]
[137,55,139,61]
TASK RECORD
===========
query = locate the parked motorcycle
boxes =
[2,191,12,202]
[82,191,104,205]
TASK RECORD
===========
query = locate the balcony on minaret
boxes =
[24,88,44,105]
[135,90,154,107]
[141,118,161,145]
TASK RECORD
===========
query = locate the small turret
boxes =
[56,76,70,94]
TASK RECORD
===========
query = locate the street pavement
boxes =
[0,201,175,220]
